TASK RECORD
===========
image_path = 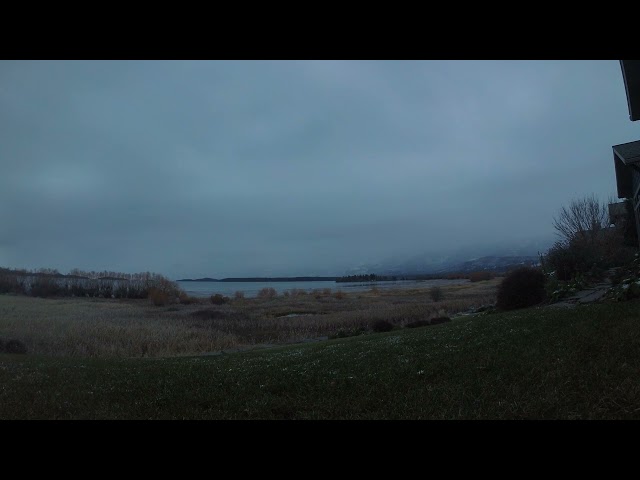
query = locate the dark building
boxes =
[608,199,627,227]
[613,61,640,245]
[613,140,640,240]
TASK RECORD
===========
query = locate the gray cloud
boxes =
[1,60,637,278]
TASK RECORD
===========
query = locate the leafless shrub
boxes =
[0,274,25,294]
[553,194,611,244]
[257,287,278,299]
[148,275,184,306]
[149,289,171,306]
[210,294,230,305]
[179,293,201,305]
[313,289,332,299]
[547,194,635,280]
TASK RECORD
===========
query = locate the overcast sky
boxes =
[1,60,638,278]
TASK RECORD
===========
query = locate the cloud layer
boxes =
[1,60,637,278]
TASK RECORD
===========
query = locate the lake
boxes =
[177,278,469,298]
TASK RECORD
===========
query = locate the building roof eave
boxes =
[620,60,640,121]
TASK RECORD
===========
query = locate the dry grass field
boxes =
[0,279,500,358]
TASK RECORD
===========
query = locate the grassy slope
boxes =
[2,300,640,419]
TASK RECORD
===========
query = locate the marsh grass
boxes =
[0,279,499,358]
[3,298,640,419]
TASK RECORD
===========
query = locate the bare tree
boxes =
[552,195,611,244]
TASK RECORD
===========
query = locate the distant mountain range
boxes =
[178,237,553,281]
[177,255,540,282]
[342,237,551,276]
[440,255,540,273]
[343,255,539,276]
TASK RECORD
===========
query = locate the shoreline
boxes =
[0,277,501,359]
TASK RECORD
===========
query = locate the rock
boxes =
[576,289,608,303]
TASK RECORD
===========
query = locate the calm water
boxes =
[177,278,469,298]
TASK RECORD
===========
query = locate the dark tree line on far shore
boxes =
[0,266,180,299]
[336,274,398,283]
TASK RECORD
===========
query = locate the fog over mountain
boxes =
[1,61,636,279]
[343,233,553,276]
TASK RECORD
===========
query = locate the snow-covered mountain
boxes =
[343,236,552,276]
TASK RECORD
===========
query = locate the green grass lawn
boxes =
[2,300,640,419]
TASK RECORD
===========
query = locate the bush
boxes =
[604,254,640,302]
[545,240,602,282]
[114,284,129,299]
[311,288,332,299]
[257,287,277,299]
[0,275,25,294]
[545,231,636,282]
[30,277,61,298]
[210,294,230,305]
[101,284,113,299]
[179,293,200,305]
[329,326,367,339]
[429,286,443,302]
[147,275,183,305]
[149,288,171,306]
[234,291,245,300]
[496,267,546,311]
[469,271,493,282]
[371,320,394,332]
[150,276,183,299]
[544,242,576,281]
[334,291,346,300]
[545,273,590,302]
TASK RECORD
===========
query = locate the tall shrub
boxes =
[496,267,546,311]
[429,286,443,302]
[257,287,277,299]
